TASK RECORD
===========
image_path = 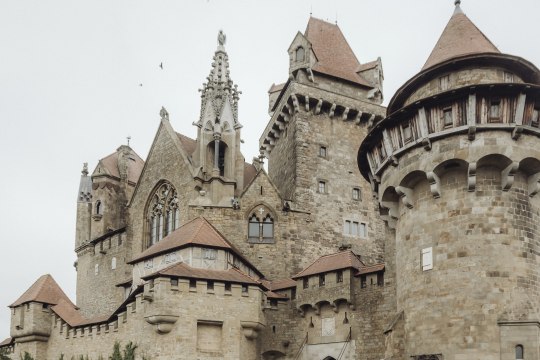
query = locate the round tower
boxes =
[358,3,540,359]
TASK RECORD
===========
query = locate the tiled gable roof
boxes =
[356,263,385,275]
[10,274,75,308]
[0,337,13,347]
[269,278,297,291]
[422,6,499,70]
[142,262,261,286]
[176,132,197,155]
[305,17,372,88]
[292,250,364,279]
[129,217,250,268]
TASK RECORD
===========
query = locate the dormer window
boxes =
[295,47,305,62]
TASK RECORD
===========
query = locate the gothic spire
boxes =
[196,30,241,129]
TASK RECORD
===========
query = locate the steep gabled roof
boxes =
[0,337,13,347]
[98,147,145,184]
[129,217,249,267]
[356,263,385,275]
[268,278,296,291]
[142,262,262,286]
[176,132,197,155]
[305,17,372,87]
[50,298,85,327]
[292,250,364,279]
[10,274,75,308]
[422,5,499,70]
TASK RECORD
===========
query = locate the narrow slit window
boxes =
[443,107,453,128]
[352,188,361,200]
[318,181,326,194]
[319,274,325,287]
[336,270,343,283]
[303,278,309,289]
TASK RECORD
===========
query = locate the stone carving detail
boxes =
[467,162,477,192]
[160,106,169,120]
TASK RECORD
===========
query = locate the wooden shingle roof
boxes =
[10,274,75,308]
[422,5,499,70]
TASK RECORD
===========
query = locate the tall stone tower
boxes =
[261,17,387,264]
[74,145,144,318]
[358,3,540,359]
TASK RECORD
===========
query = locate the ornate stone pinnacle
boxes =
[82,162,88,176]
[454,0,461,6]
[160,106,169,120]
[218,30,226,46]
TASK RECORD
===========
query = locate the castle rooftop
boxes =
[9,274,74,308]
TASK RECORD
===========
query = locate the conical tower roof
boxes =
[422,3,500,70]
[10,274,74,308]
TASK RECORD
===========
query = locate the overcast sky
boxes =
[1,0,539,340]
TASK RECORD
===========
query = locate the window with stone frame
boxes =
[296,46,305,62]
[318,180,327,194]
[489,97,501,122]
[352,187,361,200]
[515,344,524,360]
[319,146,327,158]
[247,205,275,243]
[146,182,180,248]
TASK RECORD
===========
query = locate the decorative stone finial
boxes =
[454,0,461,6]
[160,106,169,120]
[82,162,88,176]
[218,30,226,46]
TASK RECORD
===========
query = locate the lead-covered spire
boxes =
[196,30,241,130]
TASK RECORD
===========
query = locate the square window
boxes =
[439,75,450,90]
[319,146,327,158]
[422,247,433,271]
[318,181,326,194]
[189,279,196,288]
[532,108,540,127]
[359,223,367,238]
[344,220,351,235]
[489,99,501,121]
[241,284,248,293]
[207,281,214,291]
[351,221,359,236]
[402,123,413,143]
[443,107,453,128]
[225,283,231,292]
[352,188,361,200]
[319,274,325,286]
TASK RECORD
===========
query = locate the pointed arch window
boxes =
[515,345,524,360]
[296,47,305,62]
[247,206,275,243]
[147,182,180,248]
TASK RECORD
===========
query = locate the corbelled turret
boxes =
[358,3,540,359]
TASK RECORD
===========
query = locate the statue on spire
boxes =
[218,30,226,46]
[160,106,169,120]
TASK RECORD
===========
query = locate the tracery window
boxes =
[147,182,180,248]
[247,206,274,243]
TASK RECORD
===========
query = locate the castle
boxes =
[2,2,540,359]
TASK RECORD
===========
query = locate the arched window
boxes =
[247,206,274,243]
[296,47,305,62]
[516,345,524,360]
[95,200,102,215]
[147,182,180,248]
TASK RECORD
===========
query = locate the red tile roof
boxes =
[176,133,197,155]
[269,278,297,291]
[268,82,286,93]
[292,250,364,279]
[10,274,75,308]
[0,337,13,347]
[305,17,372,88]
[266,290,288,300]
[422,6,499,70]
[128,217,251,268]
[99,147,145,184]
[50,299,85,327]
[243,163,258,188]
[356,263,385,275]
[142,262,261,286]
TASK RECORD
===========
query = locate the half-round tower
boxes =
[358,3,540,359]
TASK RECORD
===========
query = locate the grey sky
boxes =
[1,0,539,340]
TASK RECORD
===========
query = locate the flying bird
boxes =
[139,83,143,87]
[159,62,163,69]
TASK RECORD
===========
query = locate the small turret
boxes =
[75,163,92,249]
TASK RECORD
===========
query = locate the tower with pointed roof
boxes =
[359,2,540,358]
[261,17,387,259]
